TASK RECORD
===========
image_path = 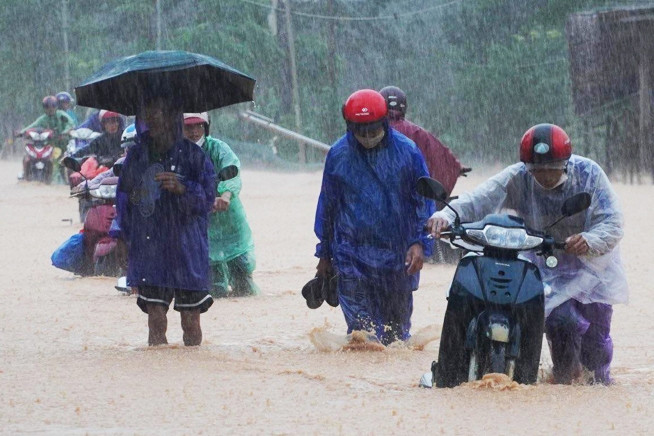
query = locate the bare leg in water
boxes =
[181,310,202,346]
[147,304,168,346]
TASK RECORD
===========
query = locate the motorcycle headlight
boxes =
[42,147,53,158]
[25,146,37,158]
[465,225,543,250]
[90,184,117,199]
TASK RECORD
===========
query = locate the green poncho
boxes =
[22,110,75,150]
[202,136,255,264]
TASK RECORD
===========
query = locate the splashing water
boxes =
[464,373,524,391]
[308,324,441,352]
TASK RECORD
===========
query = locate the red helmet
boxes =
[520,123,572,164]
[99,109,121,121]
[42,96,57,109]
[342,89,387,124]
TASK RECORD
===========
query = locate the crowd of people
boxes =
[32,84,626,386]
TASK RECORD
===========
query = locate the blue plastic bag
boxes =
[51,233,85,274]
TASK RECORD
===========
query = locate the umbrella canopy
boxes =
[75,50,255,115]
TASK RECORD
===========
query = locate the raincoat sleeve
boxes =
[410,149,435,254]
[215,141,241,197]
[21,115,48,132]
[116,153,133,241]
[314,152,338,259]
[434,166,514,224]
[580,168,624,256]
[59,111,75,132]
[176,155,216,216]
[414,129,462,196]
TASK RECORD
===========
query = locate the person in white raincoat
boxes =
[429,123,628,385]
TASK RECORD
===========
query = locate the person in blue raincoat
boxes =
[314,89,434,346]
[116,95,216,346]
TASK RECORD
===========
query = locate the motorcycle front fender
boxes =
[93,237,117,262]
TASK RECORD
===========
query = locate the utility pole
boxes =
[62,0,70,91]
[326,0,338,140]
[156,0,162,50]
[283,0,305,163]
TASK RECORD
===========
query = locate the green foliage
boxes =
[0,0,649,166]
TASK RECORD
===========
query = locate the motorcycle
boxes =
[62,156,124,277]
[18,128,55,183]
[60,128,103,185]
[416,177,591,388]
[66,127,102,156]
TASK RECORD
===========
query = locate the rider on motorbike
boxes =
[71,110,125,167]
[20,95,75,153]
[429,123,628,385]
[56,91,78,125]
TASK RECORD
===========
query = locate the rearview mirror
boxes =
[416,177,448,202]
[218,165,238,182]
[62,156,82,173]
[561,192,591,217]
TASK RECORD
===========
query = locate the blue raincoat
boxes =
[314,126,433,343]
[117,113,216,291]
[315,126,433,288]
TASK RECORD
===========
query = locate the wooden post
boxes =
[283,0,305,163]
[62,0,70,91]
[156,0,162,50]
[326,0,339,140]
[605,115,612,177]
[638,44,651,183]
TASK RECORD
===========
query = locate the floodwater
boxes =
[1,159,653,435]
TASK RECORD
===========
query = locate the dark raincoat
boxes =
[389,113,461,197]
[314,126,434,290]
[116,113,216,291]
[72,116,126,165]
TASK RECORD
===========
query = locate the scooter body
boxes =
[66,127,102,156]
[22,128,55,183]
[434,220,545,387]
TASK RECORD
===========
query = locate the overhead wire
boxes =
[238,0,463,21]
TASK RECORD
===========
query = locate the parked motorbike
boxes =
[62,156,124,277]
[60,128,103,185]
[416,177,591,388]
[66,127,102,156]
[18,128,55,183]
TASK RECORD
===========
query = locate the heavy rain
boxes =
[1,0,653,434]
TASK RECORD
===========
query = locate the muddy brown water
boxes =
[1,160,652,435]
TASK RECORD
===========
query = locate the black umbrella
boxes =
[75,50,256,115]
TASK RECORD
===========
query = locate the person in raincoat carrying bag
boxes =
[314,89,434,346]
[183,113,259,298]
[429,123,628,384]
